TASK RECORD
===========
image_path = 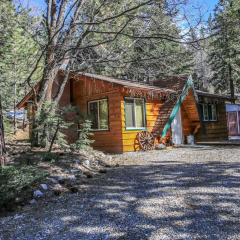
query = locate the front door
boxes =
[228,112,239,136]
[171,109,183,145]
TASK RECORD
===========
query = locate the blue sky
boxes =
[17,0,219,19]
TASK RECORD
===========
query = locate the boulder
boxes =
[83,160,90,167]
[48,177,58,184]
[99,169,107,174]
[70,169,81,174]
[40,184,48,191]
[29,199,37,205]
[33,190,44,198]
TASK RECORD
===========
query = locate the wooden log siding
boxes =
[121,98,164,152]
[195,98,228,142]
[70,75,201,152]
[72,75,124,153]
[17,72,201,153]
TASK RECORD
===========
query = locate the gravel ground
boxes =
[1,146,240,240]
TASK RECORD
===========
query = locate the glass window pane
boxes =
[208,104,213,120]
[212,104,217,120]
[125,99,135,128]
[99,99,109,130]
[135,99,145,128]
[89,102,98,129]
[199,104,203,120]
[203,104,209,121]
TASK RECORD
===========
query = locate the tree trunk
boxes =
[229,64,235,103]
[13,81,17,134]
[0,95,6,167]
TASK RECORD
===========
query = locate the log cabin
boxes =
[17,71,229,153]
[195,91,231,142]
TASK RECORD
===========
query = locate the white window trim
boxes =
[211,104,217,121]
[203,104,209,121]
[125,97,147,130]
[88,99,109,131]
[202,103,218,122]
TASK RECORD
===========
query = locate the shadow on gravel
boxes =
[59,161,240,239]
[2,158,240,240]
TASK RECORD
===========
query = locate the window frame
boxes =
[201,103,218,122]
[88,98,109,131]
[124,97,147,130]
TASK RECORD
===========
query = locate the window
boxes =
[125,98,146,129]
[200,103,217,121]
[88,99,109,130]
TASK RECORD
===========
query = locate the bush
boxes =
[0,166,48,209]
[41,152,59,162]
[71,120,94,151]
[32,101,73,150]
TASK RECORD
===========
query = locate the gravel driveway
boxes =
[1,146,240,240]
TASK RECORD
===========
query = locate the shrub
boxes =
[0,166,48,209]
[32,102,74,151]
[71,120,94,151]
[41,152,59,162]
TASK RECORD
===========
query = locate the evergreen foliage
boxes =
[0,165,47,209]
[0,0,42,111]
[33,102,72,150]
[71,120,94,151]
[73,1,194,81]
[208,0,240,96]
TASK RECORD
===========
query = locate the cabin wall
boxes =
[181,91,201,142]
[72,76,123,153]
[181,107,193,142]
[196,102,228,141]
[121,98,163,152]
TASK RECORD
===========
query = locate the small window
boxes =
[201,103,217,121]
[88,99,109,130]
[125,98,146,129]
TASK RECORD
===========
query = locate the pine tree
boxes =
[81,1,194,81]
[0,1,42,131]
[208,0,240,98]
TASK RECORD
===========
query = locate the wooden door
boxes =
[228,112,239,136]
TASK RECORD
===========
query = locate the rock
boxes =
[67,175,77,182]
[15,197,23,203]
[74,159,81,164]
[84,172,93,178]
[40,184,48,191]
[70,169,81,174]
[57,176,65,184]
[52,184,65,196]
[155,144,166,150]
[103,234,110,240]
[33,190,44,198]
[48,177,58,184]
[99,169,107,174]
[69,186,78,193]
[83,160,90,167]
[29,199,37,205]
[14,214,24,220]
[53,189,62,196]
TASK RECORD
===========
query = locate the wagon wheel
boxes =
[137,131,155,151]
